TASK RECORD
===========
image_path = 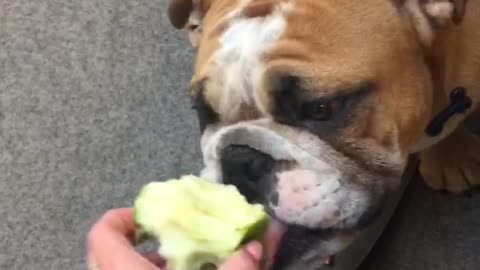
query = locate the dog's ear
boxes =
[168,0,194,29]
[399,0,468,46]
[167,0,213,48]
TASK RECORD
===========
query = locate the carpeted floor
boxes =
[0,1,478,270]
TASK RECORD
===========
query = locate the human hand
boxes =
[86,208,286,270]
[87,208,165,270]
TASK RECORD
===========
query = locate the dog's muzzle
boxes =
[200,119,390,229]
[198,119,402,269]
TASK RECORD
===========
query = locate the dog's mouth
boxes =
[264,215,345,270]
[261,218,288,269]
[272,224,334,268]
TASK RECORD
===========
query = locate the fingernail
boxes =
[245,241,263,262]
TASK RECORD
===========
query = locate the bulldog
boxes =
[165,0,480,268]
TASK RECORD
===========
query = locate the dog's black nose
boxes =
[220,145,276,204]
[221,145,273,181]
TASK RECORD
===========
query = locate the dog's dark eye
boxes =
[301,97,345,121]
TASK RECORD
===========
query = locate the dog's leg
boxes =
[419,124,480,193]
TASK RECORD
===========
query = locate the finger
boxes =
[88,249,166,270]
[244,241,263,262]
[219,241,263,270]
[87,208,161,270]
[97,208,136,238]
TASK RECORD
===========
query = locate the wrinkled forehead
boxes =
[190,0,419,126]
[193,0,407,76]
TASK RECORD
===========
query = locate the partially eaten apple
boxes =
[133,175,269,270]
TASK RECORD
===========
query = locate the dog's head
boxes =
[167,0,467,268]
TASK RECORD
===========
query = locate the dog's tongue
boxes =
[263,219,288,269]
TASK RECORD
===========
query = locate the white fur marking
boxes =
[214,1,293,121]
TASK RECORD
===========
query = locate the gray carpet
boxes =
[0,1,478,270]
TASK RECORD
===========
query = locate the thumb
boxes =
[219,241,263,270]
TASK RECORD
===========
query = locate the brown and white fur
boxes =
[166,0,480,269]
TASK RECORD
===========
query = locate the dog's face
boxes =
[167,0,466,268]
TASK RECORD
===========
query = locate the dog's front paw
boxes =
[419,127,480,193]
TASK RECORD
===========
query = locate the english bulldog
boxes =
[165,0,480,269]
